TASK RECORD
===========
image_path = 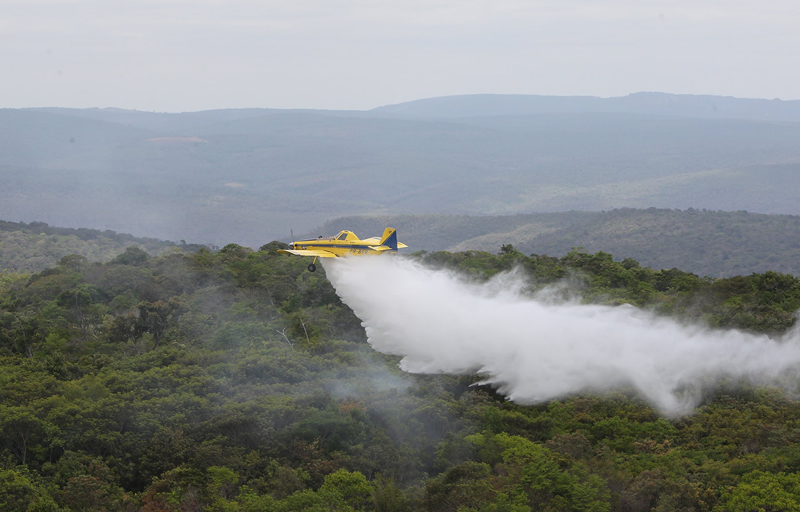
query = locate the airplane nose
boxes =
[289,243,294,249]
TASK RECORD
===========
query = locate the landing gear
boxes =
[308,263,317,272]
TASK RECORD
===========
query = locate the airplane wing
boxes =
[277,249,338,258]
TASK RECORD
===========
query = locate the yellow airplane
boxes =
[278,227,408,272]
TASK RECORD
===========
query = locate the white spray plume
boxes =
[324,256,800,415]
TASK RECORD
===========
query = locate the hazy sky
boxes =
[3,0,799,111]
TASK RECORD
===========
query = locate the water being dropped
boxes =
[325,256,800,415]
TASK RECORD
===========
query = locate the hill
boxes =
[312,208,800,278]
[0,220,187,273]
[3,93,800,245]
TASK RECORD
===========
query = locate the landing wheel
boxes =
[308,263,317,272]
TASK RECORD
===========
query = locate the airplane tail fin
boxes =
[379,227,399,250]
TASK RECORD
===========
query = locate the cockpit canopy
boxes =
[336,231,358,241]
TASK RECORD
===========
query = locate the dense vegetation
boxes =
[317,208,800,278]
[0,220,188,273]
[2,243,800,511]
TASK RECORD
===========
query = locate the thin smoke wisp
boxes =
[325,256,800,415]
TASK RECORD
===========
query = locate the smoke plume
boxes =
[325,256,800,415]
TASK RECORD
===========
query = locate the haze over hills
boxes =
[313,209,800,278]
[2,92,800,247]
[374,92,800,121]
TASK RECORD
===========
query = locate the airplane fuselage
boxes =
[289,232,394,256]
[278,228,407,271]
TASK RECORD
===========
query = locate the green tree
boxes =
[371,475,410,512]
[318,469,373,511]
[206,466,241,512]
[61,461,126,512]
[135,298,182,344]
[0,469,59,512]
[111,246,149,266]
[424,462,494,512]
[0,406,46,465]
[720,471,800,512]
[57,284,104,337]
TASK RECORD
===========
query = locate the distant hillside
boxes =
[312,209,800,278]
[3,92,800,246]
[373,92,800,122]
[0,220,184,273]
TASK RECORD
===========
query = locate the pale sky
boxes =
[2,0,799,111]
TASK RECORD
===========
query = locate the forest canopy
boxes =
[2,243,800,511]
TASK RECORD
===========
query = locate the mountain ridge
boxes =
[23,91,800,123]
[372,92,800,121]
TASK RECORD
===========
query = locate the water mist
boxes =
[324,256,800,415]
